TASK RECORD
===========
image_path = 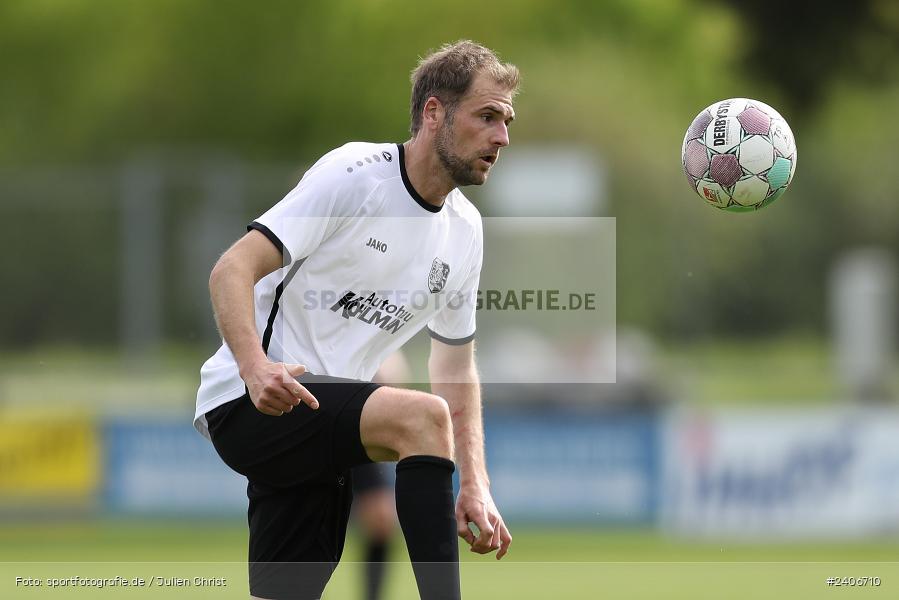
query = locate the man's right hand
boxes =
[241,361,319,416]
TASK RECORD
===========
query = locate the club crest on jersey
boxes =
[428,258,450,293]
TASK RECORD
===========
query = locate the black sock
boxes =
[364,539,388,600]
[395,455,460,600]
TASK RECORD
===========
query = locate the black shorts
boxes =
[205,373,381,600]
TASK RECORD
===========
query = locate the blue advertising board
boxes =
[104,418,246,515]
[484,408,660,524]
[101,408,661,523]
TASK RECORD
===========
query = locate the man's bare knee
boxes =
[401,393,452,458]
[361,388,452,461]
[416,393,451,432]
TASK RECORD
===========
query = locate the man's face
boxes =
[434,71,515,187]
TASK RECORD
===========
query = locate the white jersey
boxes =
[194,142,483,438]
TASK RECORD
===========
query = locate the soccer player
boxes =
[194,40,518,600]
[352,461,396,600]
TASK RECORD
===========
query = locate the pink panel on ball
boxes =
[686,110,713,141]
[684,139,709,178]
[737,107,771,135]
[710,154,741,188]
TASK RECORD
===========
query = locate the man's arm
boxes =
[428,338,512,559]
[209,230,318,415]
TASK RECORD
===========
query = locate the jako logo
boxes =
[365,237,387,253]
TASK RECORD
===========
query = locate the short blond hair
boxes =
[409,40,520,135]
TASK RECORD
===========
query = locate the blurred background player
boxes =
[351,350,411,600]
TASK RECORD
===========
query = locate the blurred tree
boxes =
[719,0,899,114]
[0,0,897,347]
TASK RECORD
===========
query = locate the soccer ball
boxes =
[682,98,797,212]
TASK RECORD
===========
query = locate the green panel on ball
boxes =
[767,157,792,189]
[723,203,758,213]
[759,187,786,208]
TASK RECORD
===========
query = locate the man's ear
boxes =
[422,96,444,131]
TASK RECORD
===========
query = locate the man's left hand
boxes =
[455,486,512,559]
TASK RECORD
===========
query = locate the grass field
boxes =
[2,520,898,599]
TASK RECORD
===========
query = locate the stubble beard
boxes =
[435,117,484,187]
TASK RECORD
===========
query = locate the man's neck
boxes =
[402,138,455,208]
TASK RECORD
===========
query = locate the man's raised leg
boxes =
[360,387,460,600]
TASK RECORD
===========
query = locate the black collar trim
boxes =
[397,143,443,213]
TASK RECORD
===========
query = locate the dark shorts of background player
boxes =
[205,373,381,600]
[352,461,395,495]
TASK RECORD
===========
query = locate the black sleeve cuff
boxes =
[427,327,475,346]
[248,221,291,264]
